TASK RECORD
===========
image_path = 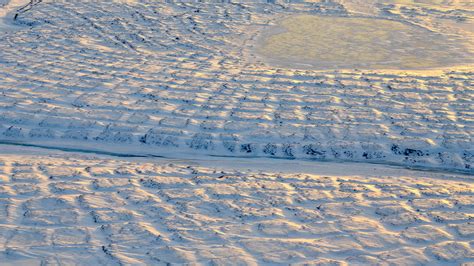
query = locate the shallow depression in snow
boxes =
[257,15,474,70]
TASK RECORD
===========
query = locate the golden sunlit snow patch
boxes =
[257,15,473,70]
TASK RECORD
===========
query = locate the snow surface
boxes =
[0,1,472,173]
[0,0,473,264]
[0,0,29,31]
[0,145,473,265]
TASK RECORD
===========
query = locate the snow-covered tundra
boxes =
[0,0,473,265]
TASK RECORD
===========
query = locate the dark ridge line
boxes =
[208,154,474,177]
[14,0,43,20]
[0,140,472,177]
[0,140,158,158]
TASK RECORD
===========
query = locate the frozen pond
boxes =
[256,15,474,70]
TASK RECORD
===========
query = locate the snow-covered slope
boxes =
[0,145,473,265]
[0,1,472,173]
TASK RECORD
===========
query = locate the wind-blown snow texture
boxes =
[0,151,473,265]
[0,1,474,265]
[0,1,472,172]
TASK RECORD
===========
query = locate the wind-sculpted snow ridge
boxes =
[0,151,472,265]
[0,1,472,173]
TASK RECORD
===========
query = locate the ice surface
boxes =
[257,15,474,69]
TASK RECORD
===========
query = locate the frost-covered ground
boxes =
[0,145,473,265]
[0,0,473,265]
